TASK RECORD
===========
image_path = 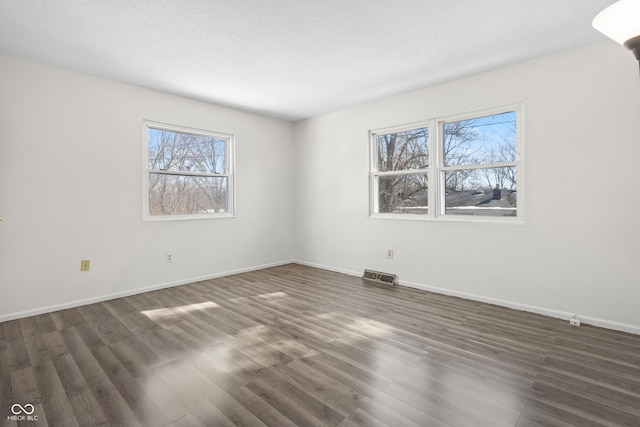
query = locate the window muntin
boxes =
[144,121,234,219]
[370,106,522,221]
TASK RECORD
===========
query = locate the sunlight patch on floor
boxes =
[141,301,220,320]
[228,291,289,303]
[316,312,393,337]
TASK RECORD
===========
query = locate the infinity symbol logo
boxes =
[11,403,35,415]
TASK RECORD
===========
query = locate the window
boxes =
[143,121,234,220]
[370,106,522,221]
[371,125,430,215]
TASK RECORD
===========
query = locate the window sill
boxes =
[369,213,524,224]
[143,213,236,222]
[369,213,430,221]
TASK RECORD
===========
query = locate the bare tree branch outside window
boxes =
[376,127,429,214]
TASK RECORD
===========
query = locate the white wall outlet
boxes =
[386,249,394,259]
[569,316,580,326]
[166,252,173,262]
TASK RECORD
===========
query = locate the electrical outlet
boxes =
[386,249,394,259]
[569,316,581,326]
[166,252,173,262]
[80,260,90,272]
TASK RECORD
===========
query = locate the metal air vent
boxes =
[362,269,397,287]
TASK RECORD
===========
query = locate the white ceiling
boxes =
[0,0,615,121]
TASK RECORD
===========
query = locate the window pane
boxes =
[377,173,428,214]
[148,128,227,174]
[443,111,516,167]
[377,127,429,171]
[444,167,516,216]
[149,174,228,215]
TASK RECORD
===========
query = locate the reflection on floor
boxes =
[2,264,640,426]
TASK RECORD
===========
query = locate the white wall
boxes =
[0,55,295,320]
[294,42,640,333]
[2,42,639,334]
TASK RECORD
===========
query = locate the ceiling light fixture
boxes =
[593,0,640,70]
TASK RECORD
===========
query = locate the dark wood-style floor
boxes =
[2,264,640,426]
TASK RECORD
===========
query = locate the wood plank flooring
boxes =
[2,263,640,426]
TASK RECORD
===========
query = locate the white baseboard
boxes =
[0,259,295,323]
[294,259,362,278]
[5,258,639,336]
[293,259,640,336]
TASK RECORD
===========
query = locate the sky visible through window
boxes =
[443,111,516,167]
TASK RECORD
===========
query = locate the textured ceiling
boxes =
[0,0,615,121]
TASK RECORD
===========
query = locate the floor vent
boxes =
[362,269,397,287]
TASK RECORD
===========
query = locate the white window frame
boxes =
[369,120,432,220]
[142,120,236,221]
[369,104,524,223]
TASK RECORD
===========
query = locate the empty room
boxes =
[1,1,639,426]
